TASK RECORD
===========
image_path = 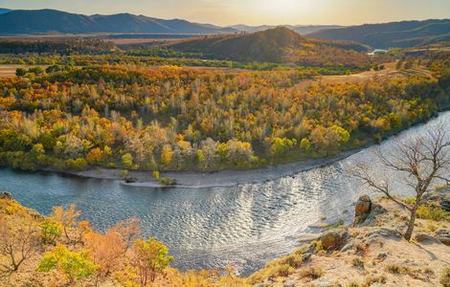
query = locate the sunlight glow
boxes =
[259,0,305,13]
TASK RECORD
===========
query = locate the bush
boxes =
[352,258,364,269]
[64,158,88,171]
[158,176,176,186]
[417,204,449,221]
[441,268,450,287]
[299,267,324,280]
[38,245,98,284]
[385,264,408,274]
[15,68,26,77]
[40,220,62,245]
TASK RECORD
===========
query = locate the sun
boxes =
[259,0,301,14]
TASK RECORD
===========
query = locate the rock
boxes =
[320,229,348,251]
[313,278,334,287]
[340,242,354,252]
[376,252,388,261]
[414,233,440,244]
[355,195,372,216]
[354,195,372,224]
[363,228,402,245]
[435,229,450,246]
[124,177,138,183]
[302,252,312,262]
[283,279,296,287]
[0,192,13,200]
[424,191,450,212]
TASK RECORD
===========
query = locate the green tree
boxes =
[15,68,26,77]
[121,153,134,169]
[132,238,173,286]
[300,138,312,152]
[37,245,98,285]
[40,220,62,245]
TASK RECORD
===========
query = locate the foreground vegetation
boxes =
[0,195,249,286]
[2,187,449,286]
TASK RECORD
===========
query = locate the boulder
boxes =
[0,192,12,200]
[424,191,450,212]
[355,195,372,216]
[435,229,450,246]
[319,229,348,251]
[354,195,372,224]
[415,233,440,244]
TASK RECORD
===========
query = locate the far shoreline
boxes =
[4,110,449,189]
[54,147,364,188]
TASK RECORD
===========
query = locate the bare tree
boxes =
[0,217,39,276]
[351,125,450,241]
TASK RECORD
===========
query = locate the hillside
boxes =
[0,9,236,35]
[250,193,450,286]
[1,191,449,286]
[230,24,342,35]
[170,27,371,66]
[310,19,450,49]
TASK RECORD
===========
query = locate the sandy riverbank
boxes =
[62,148,363,188]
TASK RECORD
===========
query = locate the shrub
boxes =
[352,258,364,269]
[385,264,408,274]
[362,275,386,287]
[441,268,450,287]
[40,220,62,245]
[299,267,324,280]
[64,158,88,171]
[158,176,177,186]
[282,254,303,269]
[417,204,449,221]
[38,245,98,284]
[15,68,26,77]
[271,264,295,278]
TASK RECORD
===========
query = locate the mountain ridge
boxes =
[0,8,237,35]
[310,19,450,48]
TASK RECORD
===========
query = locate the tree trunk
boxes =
[404,206,417,241]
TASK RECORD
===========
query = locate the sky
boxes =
[0,0,449,26]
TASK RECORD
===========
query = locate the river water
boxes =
[1,112,449,275]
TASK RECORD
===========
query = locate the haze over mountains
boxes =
[230,24,342,35]
[311,19,450,49]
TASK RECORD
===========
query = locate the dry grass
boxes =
[0,65,47,78]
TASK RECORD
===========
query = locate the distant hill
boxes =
[309,19,450,49]
[0,8,10,14]
[0,9,237,35]
[230,24,342,35]
[170,27,370,67]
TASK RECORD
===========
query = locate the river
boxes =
[1,111,449,275]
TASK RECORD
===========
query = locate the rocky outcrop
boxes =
[435,229,450,246]
[414,233,441,244]
[425,191,450,212]
[353,195,372,225]
[0,192,12,200]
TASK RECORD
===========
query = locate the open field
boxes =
[0,64,25,78]
[0,64,48,78]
